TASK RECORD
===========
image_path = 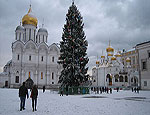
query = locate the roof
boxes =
[16,25,24,31]
[38,28,48,34]
[136,41,150,47]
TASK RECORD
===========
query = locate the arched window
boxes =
[29,55,31,61]
[41,56,43,61]
[29,72,30,78]
[41,72,43,79]
[52,56,54,62]
[17,54,19,60]
[119,76,123,82]
[114,74,119,82]
[52,72,54,80]
[125,76,128,82]
[15,76,19,83]
[29,29,31,40]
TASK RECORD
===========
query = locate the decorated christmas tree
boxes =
[58,2,89,87]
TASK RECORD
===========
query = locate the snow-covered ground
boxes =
[0,88,150,115]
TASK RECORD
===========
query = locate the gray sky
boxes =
[0,0,150,73]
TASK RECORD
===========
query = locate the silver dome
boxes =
[16,25,25,31]
[38,28,48,34]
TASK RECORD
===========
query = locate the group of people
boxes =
[91,87,113,94]
[132,87,140,93]
[19,82,38,112]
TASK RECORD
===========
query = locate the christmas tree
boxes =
[58,2,89,87]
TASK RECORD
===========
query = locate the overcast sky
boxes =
[0,0,150,73]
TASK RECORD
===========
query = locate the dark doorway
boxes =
[5,81,8,87]
[106,74,112,86]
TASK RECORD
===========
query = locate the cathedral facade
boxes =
[92,42,139,88]
[0,6,62,88]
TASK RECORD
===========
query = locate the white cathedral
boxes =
[0,6,62,88]
[92,42,139,88]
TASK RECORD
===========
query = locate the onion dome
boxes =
[101,55,105,58]
[106,46,114,52]
[38,28,48,34]
[115,52,121,57]
[111,57,116,61]
[96,61,100,65]
[126,57,131,62]
[22,5,38,27]
[107,53,113,56]
[106,40,114,52]
[16,25,24,31]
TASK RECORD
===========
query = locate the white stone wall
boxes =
[136,42,150,89]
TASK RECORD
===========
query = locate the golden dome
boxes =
[115,53,121,57]
[101,55,105,58]
[106,46,114,52]
[108,53,113,56]
[96,61,100,64]
[111,57,116,61]
[106,40,114,52]
[126,57,131,62]
[22,6,38,27]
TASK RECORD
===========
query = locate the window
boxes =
[16,33,17,40]
[52,57,54,62]
[43,35,44,42]
[39,35,40,43]
[131,78,133,82]
[25,29,26,41]
[34,30,36,41]
[144,81,147,86]
[119,76,123,82]
[29,29,31,40]
[29,55,31,61]
[17,54,19,60]
[52,72,54,80]
[41,56,43,61]
[142,60,147,70]
[15,76,19,83]
[29,72,31,78]
[36,36,37,43]
[41,72,43,79]
[19,33,21,40]
[125,76,128,82]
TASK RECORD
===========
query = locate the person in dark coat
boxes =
[110,88,112,94]
[117,87,119,92]
[132,87,134,92]
[30,85,38,112]
[60,87,64,96]
[134,87,137,93]
[137,87,139,93]
[19,82,29,111]
[43,86,45,93]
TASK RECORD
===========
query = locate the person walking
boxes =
[43,86,45,93]
[19,82,29,111]
[30,85,38,112]
[110,88,112,94]
[60,87,64,96]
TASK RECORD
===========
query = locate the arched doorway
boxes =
[25,78,34,89]
[106,74,112,86]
